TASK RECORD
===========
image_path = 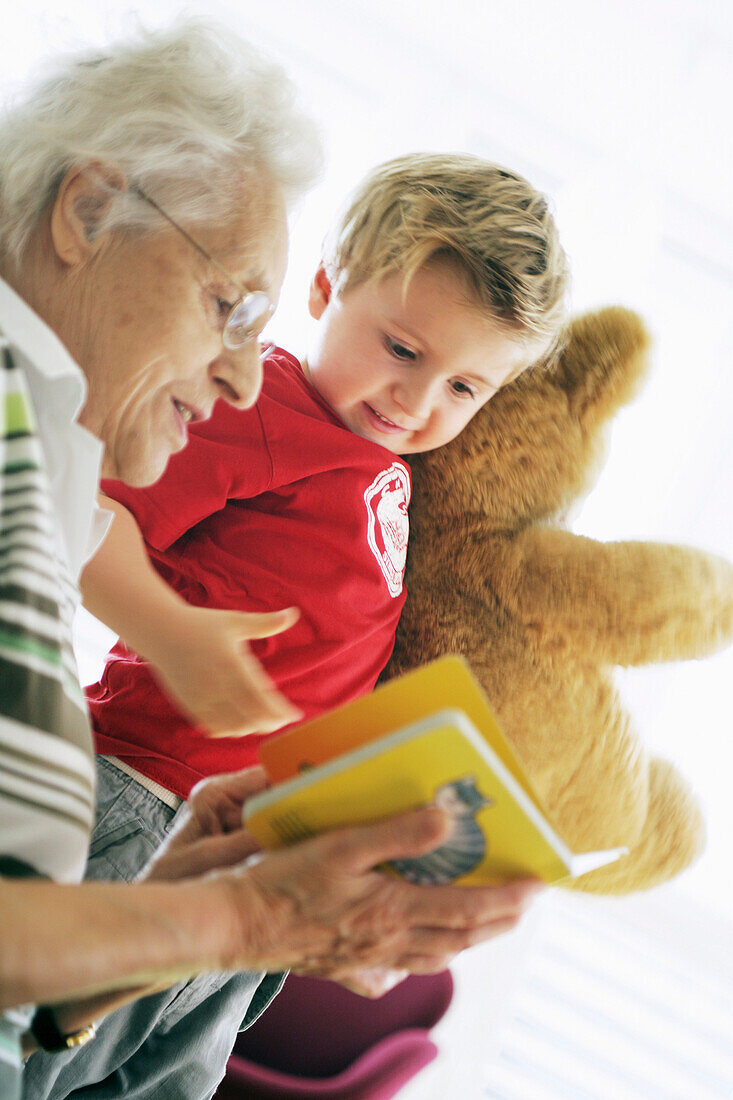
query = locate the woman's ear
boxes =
[50,162,127,267]
[308,264,332,320]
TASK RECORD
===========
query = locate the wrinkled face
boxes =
[77,182,288,486]
[304,262,533,455]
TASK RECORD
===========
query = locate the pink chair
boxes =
[217,971,454,1100]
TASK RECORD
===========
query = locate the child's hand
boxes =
[141,767,268,881]
[146,603,303,737]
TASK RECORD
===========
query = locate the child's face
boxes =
[305,261,533,455]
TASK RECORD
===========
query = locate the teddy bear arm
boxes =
[509,529,733,666]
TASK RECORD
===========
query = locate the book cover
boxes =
[259,655,539,802]
[246,702,625,886]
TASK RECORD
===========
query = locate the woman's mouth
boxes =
[171,398,203,447]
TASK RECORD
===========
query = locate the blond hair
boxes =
[324,153,569,357]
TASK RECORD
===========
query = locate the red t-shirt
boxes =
[87,349,411,798]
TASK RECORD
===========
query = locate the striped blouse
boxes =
[0,340,96,884]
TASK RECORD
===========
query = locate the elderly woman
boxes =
[0,22,540,1100]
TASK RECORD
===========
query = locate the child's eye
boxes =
[385,336,416,361]
[449,379,477,399]
[216,297,234,319]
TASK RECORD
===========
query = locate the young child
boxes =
[83,152,569,815]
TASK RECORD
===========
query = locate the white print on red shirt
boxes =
[364,462,411,598]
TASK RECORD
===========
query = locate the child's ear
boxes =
[308,265,332,320]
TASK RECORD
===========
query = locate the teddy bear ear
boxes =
[548,306,653,427]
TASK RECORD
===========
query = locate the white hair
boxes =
[0,21,324,264]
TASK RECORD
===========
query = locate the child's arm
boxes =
[81,494,302,737]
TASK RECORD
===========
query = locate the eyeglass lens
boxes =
[223,291,273,351]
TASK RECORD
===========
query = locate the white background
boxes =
[2,1,731,1093]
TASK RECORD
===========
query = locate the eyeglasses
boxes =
[131,185,275,358]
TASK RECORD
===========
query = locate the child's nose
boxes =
[393,377,436,421]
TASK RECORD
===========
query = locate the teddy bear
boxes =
[382,306,733,894]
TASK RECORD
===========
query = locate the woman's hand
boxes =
[219,804,544,982]
[141,767,543,987]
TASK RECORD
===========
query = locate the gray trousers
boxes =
[23,758,284,1100]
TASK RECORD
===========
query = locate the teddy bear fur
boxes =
[382,307,733,893]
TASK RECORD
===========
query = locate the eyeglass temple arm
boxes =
[129,184,250,298]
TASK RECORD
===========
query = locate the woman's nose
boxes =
[211,342,264,409]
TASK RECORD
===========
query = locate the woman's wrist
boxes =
[212,867,284,975]
[1,877,238,1010]
[147,877,240,976]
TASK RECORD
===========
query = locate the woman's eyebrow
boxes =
[217,259,271,295]
[208,261,274,303]
[247,267,270,292]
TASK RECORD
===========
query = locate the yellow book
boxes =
[246,657,625,886]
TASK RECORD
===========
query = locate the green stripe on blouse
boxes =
[0,338,94,876]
